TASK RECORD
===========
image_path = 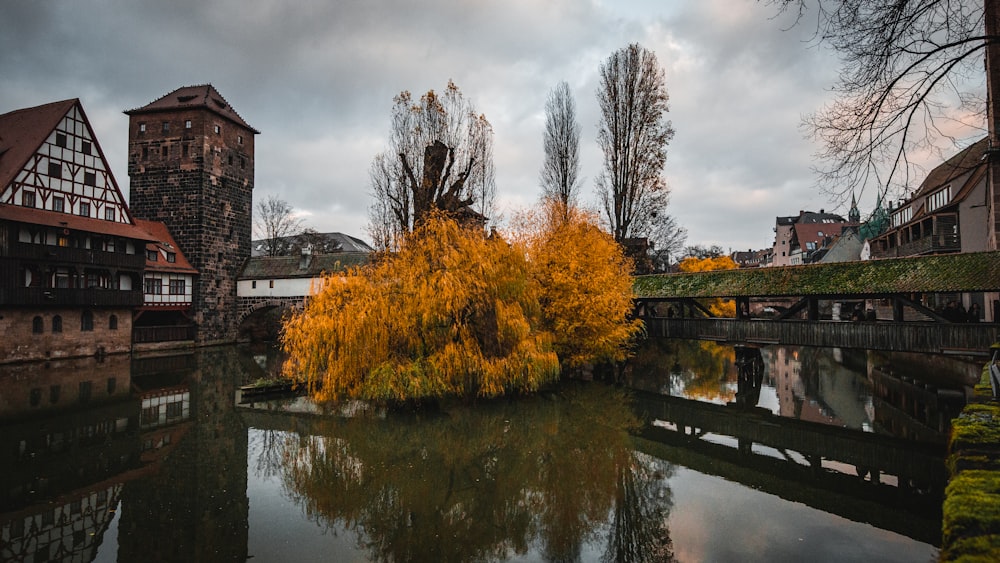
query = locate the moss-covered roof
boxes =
[239,252,369,280]
[634,251,1000,298]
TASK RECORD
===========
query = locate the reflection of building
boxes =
[0,356,139,563]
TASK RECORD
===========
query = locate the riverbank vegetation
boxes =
[281,202,640,404]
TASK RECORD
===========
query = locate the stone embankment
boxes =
[941,348,1000,561]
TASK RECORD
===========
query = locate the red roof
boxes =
[0,203,155,241]
[125,84,259,134]
[135,219,198,274]
[0,99,78,192]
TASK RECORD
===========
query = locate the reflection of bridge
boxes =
[631,389,944,545]
[634,251,1000,354]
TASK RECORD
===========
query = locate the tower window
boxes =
[182,144,189,157]
[56,133,67,148]
[238,135,243,144]
[185,119,192,129]
[162,121,170,133]
[161,146,168,158]
[139,122,146,133]
[214,125,221,134]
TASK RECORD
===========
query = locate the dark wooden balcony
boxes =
[0,287,144,307]
[5,242,145,269]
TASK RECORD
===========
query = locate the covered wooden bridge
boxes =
[632,251,1000,354]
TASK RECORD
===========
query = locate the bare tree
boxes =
[540,81,582,209]
[768,0,993,210]
[367,81,496,250]
[595,43,675,243]
[254,194,305,257]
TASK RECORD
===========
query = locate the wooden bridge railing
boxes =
[643,317,998,354]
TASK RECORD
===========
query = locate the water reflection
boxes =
[261,385,675,562]
[0,343,951,562]
[624,339,973,444]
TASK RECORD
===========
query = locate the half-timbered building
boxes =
[0,99,154,363]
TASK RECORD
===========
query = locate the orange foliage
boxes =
[282,203,642,403]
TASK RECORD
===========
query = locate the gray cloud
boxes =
[1,0,848,252]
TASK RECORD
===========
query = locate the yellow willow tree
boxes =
[514,200,643,369]
[281,213,559,403]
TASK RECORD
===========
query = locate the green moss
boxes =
[943,471,1000,547]
[950,405,1000,452]
[634,250,1000,298]
[941,534,1000,562]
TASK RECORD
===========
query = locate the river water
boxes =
[0,339,979,562]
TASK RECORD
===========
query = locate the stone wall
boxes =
[0,308,133,364]
[128,106,254,345]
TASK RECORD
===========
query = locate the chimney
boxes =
[299,244,312,270]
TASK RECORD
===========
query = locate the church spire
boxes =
[849,192,861,223]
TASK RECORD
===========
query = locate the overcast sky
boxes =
[1,0,856,252]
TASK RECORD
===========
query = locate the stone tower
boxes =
[126,85,258,344]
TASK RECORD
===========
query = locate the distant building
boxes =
[731,248,769,268]
[133,219,198,345]
[251,231,374,257]
[767,209,859,267]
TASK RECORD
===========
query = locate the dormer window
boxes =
[147,249,158,261]
[166,252,176,263]
[927,185,952,212]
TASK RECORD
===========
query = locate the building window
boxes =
[79,381,92,403]
[81,310,93,332]
[145,278,162,295]
[238,135,243,144]
[182,144,189,157]
[147,249,158,261]
[214,124,221,134]
[48,161,62,178]
[56,133,67,148]
[81,141,92,155]
[57,235,69,247]
[162,121,170,133]
[185,119,192,129]
[251,280,257,289]
[142,146,148,160]
[84,171,96,186]
[139,122,146,133]
[240,157,246,169]
[928,186,952,212]
[79,202,90,217]
[269,280,275,288]
[52,315,63,333]
[23,191,35,208]
[166,252,176,263]
[161,146,168,158]
[109,314,118,330]
[105,207,116,221]
[32,316,43,334]
[228,155,233,165]
[53,197,65,212]
[169,279,186,295]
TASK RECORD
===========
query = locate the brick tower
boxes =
[126,85,258,344]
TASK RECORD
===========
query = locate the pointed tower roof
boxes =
[0,99,78,190]
[125,84,259,133]
[848,192,861,223]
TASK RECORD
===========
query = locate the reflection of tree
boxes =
[278,385,674,562]
[604,452,675,563]
[627,339,736,402]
